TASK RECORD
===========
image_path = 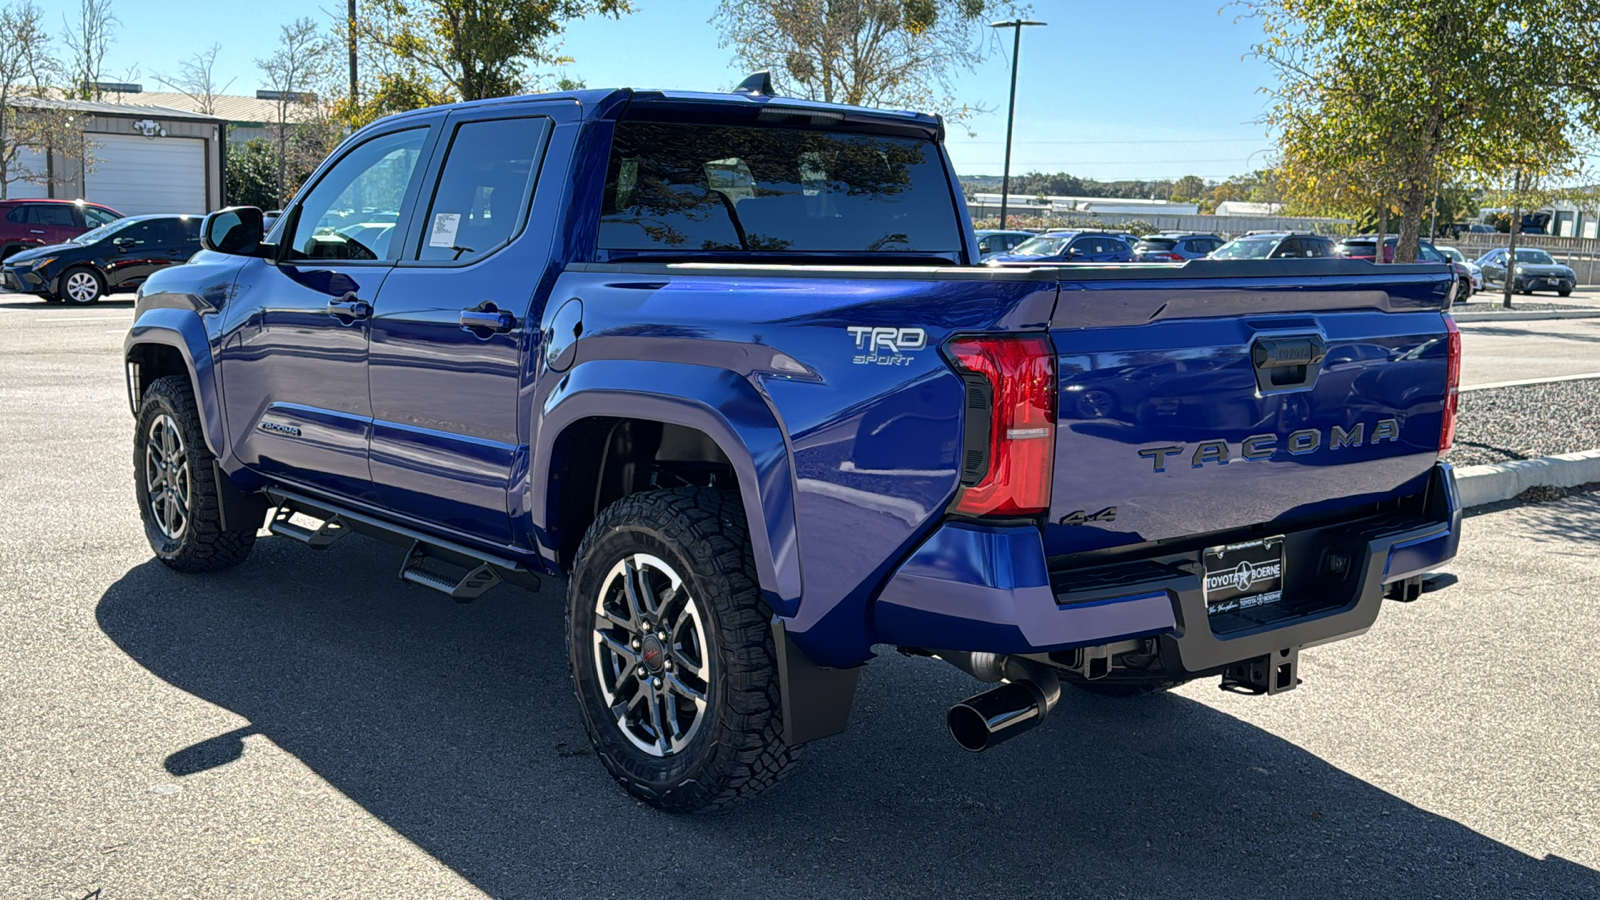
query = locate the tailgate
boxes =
[1043,265,1454,558]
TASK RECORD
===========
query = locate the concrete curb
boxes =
[1454,448,1600,508]
[1453,309,1600,323]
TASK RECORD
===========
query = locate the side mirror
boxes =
[201,206,265,255]
[1067,247,1084,258]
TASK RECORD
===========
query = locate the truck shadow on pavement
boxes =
[97,534,1598,899]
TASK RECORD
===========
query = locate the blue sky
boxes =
[94,0,1279,181]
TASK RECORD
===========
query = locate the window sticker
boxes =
[428,212,461,248]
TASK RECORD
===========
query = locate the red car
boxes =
[0,199,122,262]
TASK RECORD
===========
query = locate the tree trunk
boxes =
[1503,206,1521,309]
[1375,202,1388,265]
[1395,183,1428,263]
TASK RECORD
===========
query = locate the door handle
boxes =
[460,307,514,333]
[326,297,371,320]
[28,229,44,234]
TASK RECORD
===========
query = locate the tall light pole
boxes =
[990,19,1046,229]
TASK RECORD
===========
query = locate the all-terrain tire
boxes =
[134,375,257,572]
[567,486,799,812]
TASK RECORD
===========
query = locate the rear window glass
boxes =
[599,121,961,255]
[1135,239,1176,251]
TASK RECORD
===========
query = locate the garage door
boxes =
[85,134,207,216]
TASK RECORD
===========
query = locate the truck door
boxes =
[217,122,438,501]
[366,107,563,545]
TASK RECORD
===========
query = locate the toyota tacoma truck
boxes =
[125,78,1463,812]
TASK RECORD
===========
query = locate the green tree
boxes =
[225,136,280,209]
[355,0,630,103]
[1251,0,1600,263]
[712,0,1017,120]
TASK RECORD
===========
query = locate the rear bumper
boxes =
[873,463,1460,673]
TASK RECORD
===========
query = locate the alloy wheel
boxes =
[592,552,710,757]
[64,271,99,303]
[144,413,191,540]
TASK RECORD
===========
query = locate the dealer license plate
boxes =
[1202,536,1285,616]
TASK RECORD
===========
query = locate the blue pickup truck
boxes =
[125,81,1463,812]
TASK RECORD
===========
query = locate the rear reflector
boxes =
[1440,316,1461,455]
[944,335,1056,516]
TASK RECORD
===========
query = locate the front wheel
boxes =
[60,266,105,304]
[134,375,258,571]
[567,486,799,812]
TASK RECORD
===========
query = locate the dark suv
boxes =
[2,214,201,304]
[0,199,122,261]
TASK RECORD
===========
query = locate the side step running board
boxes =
[263,489,537,602]
[400,541,503,602]
[269,502,350,548]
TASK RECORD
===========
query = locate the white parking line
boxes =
[1460,372,1600,392]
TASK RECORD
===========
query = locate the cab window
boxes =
[286,128,428,262]
[415,117,551,263]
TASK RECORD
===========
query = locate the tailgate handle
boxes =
[1251,335,1326,392]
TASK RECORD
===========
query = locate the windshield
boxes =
[71,218,138,244]
[1008,234,1074,257]
[1514,249,1556,265]
[1438,247,1465,263]
[599,121,962,256]
[1211,238,1277,259]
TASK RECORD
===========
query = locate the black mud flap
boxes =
[213,461,268,533]
[772,621,861,747]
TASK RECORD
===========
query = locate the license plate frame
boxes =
[1202,536,1285,616]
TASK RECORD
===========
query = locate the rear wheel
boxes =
[60,266,104,304]
[134,375,258,572]
[567,486,799,812]
[1559,289,1573,297]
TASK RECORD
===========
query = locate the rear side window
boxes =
[600,121,962,255]
[415,117,551,263]
[3,206,24,223]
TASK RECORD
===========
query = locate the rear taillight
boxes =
[1440,316,1461,455]
[944,335,1056,516]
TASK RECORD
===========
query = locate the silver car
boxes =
[1436,246,1482,294]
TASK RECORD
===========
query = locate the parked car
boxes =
[0,199,122,263]
[125,81,1460,812]
[1132,233,1224,262]
[984,229,1134,264]
[1436,246,1483,294]
[1334,236,1475,300]
[973,229,1034,260]
[1,214,202,304]
[1209,232,1335,259]
[1476,247,1577,296]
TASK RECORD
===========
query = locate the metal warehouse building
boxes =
[4,96,224,216]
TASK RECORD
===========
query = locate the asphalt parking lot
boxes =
[2,295,1599,899]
